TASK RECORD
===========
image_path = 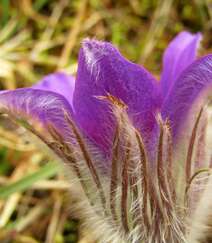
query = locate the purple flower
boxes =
[0,31,211,242]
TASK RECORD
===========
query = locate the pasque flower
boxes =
[0,31,211,243]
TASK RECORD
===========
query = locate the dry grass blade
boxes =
[139,0,173,63]
[0,163,28,227]
[16,204,46,232]
[58,0,88,68]
[21,0,48,24]
[45,193,62,243]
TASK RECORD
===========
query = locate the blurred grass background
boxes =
[0,0,211,242]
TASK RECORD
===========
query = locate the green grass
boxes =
[0,162,61,199]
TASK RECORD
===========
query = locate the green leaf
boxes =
[0,162,62,199]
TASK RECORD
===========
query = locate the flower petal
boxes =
[33,72,75,107]
[161,54,212,141]
[0,88,74,140]
[73,39,158,155]
[161,31,202,97]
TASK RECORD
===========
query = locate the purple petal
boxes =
[73,39,159,155]
[161,54,212,141]
[33,72,75,107]
[0,88,74,140]
[161,31,202,97]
